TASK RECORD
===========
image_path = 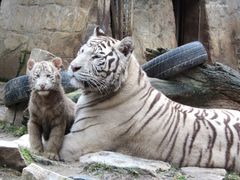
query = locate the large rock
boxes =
[205,0,240,70]
[3,102,28,126]
[181,167,227,180]
[0,0,98,80]
[0,140,27,171]
[132,0,177,64]
[0,82,7,121]
[79,151,171,176]
[22,163,71,180]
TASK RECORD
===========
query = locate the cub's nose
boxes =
[71,65,81,72]
[40,84,45,90]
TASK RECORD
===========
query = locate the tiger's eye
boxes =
[46,74,51,78]
[92,55,101,59]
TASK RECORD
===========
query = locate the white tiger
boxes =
[60,27,240,173]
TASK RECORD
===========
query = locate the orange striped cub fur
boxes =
[27,58,75,160]
[60,27,240,173]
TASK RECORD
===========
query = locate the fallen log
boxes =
[150,63,240,111]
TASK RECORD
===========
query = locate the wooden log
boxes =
[150,63,240,111]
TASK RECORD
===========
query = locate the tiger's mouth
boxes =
[70,75,90,89]
[80,80,90,88]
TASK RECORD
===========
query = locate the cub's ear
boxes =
[93,26,106,37]
[117,36,134,56]
[52,57,63,70]
[27,58,35,71]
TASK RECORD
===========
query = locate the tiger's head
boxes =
[69,27,134,94]
[27,58,63,96]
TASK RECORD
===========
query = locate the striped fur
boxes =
[60,27,240,173]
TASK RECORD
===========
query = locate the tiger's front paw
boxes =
[43,152,60,161]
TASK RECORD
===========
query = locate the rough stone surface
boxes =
[0,106,7,121]
[22,163,71,180]
[0,0,97,80]
[13,134,30,148]
[205,0,240,70]
[132,0,177,64]
[3,102,28,125]
[79,151,171,176]
[0,134,237,179]
[181,167,227,180]
[0,140,27,171]
[0,82,7,121]
[0,82,5,103]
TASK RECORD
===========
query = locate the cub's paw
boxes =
[43,152,60,161]
[31,147,43,155]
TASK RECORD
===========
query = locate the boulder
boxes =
[3,102,28,126]
[13,134,30,148]
[0,106,7,121]
[22,163,71,180]
[79,151,171,176]
[0,140,27,171]
[181,167,227,180]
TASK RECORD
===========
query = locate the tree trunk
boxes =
[150,63,240,111]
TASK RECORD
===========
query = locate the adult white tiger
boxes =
[60,27,240,173]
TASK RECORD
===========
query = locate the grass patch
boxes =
[225,172,240,180]
[157,166,186,180]
[19,147,34,165]
[175,174,186,180]
[0,121,27,137]
[84,163,141,177]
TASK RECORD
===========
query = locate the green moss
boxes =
[225,172,240,180]
[19,147,33,165]
[0,121,27,137]
[175,174,186,180]
[84,163,140,177]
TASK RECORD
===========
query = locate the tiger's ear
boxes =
[52,57,63,70]
[117,36,134,57]
[27,58,35,71]
[93,26,106,37]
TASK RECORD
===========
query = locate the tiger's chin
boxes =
[70,77,84,89]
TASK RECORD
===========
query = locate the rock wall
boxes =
[0,0,98,80]
[132,0,177,64]
[205,0,240,70]
[0,0,177,79]
[1,0,239,80]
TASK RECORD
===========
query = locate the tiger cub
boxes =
[27,58,75,160]
[60,27,240,173]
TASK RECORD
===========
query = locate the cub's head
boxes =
[27,58,62,96]
[69,27,134,94]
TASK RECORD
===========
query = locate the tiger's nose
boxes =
[71,65,81,72]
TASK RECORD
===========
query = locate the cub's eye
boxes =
[36,74,40,78]
[46,74,51,78]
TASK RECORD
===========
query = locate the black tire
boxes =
[3,71,77,107]
[141,41,208,79]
